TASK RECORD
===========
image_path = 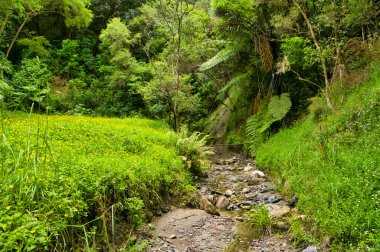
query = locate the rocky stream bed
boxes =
[149,152,319,252]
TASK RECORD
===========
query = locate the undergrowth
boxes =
[256,61,380,250]
[0,112,195,251]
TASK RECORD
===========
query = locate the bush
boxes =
[8,58,52,111]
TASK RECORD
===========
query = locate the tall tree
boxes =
[2,0,93,59]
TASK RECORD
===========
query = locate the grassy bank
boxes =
[0,112,194,251]
[256,63,380,250]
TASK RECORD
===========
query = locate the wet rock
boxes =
[302,246,318,252]
[274,221,289,230]
[225,189,234,197]
[198,193,219,215]
[241,187,251,194]
[268,195,282,203]
[247,178,264,186]
[284,196,298,207]
[211,189,223,195]
[244,163,254,171]
[229,176,239,183]
[240,200,252,206]
[205,194,214,204]
[235,216,245,222]
[215,196,230,210]
[176,228,185,233]
[199,186,208,193]
[251,170,265,178]
[240,205,252,210]
[227,204,237,210]
[269,206,290,218]
[224,166,235,171]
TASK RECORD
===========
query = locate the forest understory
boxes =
[1,0,380,251]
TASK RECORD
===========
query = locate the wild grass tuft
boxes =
[247,205,272,235]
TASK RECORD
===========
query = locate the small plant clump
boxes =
[0,112,195,250]
[247,205,272,235]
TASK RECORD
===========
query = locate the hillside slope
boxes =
[256,63,380,250]
[0,113,193,250]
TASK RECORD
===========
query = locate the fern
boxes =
[268,93,292,120]
[246,93,292,156]
[216,73,249,101]
[0,79,11,101]
[199,48,236,71]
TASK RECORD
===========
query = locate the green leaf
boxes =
[199,48,236,71]
[268,93,292,121]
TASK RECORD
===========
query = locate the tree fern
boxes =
[268,93,292,120]
[246,93,292,156]
[199,48,236,71]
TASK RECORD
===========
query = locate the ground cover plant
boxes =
[0,111,194,251]
[256,62,380,250]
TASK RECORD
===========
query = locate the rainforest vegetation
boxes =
[0,0,380,250]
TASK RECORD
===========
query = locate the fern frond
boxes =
[216,73,249,101]
[199,48,236,71]
[268,93,292,120]
[246,93,291,156]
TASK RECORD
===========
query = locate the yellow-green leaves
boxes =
[62,0,93,28]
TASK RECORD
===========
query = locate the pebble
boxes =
[225,189,234,197]
[251,170,265,178]
[200,186,208,193]
[269,206,291,218]
[241,188,250,194]
[215,196,230,209]
[170,234,177,239]
[176,228,185,233]
[247,178,263,186]
[240,200,252,206]
[244,163,254,171]
[268,195,282,203]
[302,246,318,252]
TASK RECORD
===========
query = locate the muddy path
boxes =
[150,151,300,252]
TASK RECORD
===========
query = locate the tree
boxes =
[2,0,93,59]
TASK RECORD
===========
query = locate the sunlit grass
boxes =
[0,112,193,250]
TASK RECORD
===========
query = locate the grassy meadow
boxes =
[256,62,380,250]
[0,112,194,251]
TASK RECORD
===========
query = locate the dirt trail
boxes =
[150,151,297,252]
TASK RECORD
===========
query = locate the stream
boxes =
[149,151,299,252]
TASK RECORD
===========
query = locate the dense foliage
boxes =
[1,0,379,132]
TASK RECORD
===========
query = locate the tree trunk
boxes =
[6,15,29,59]
[294,1,336,114]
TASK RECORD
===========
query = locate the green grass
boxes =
[0,112,194,251]
[256,62,380,250]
